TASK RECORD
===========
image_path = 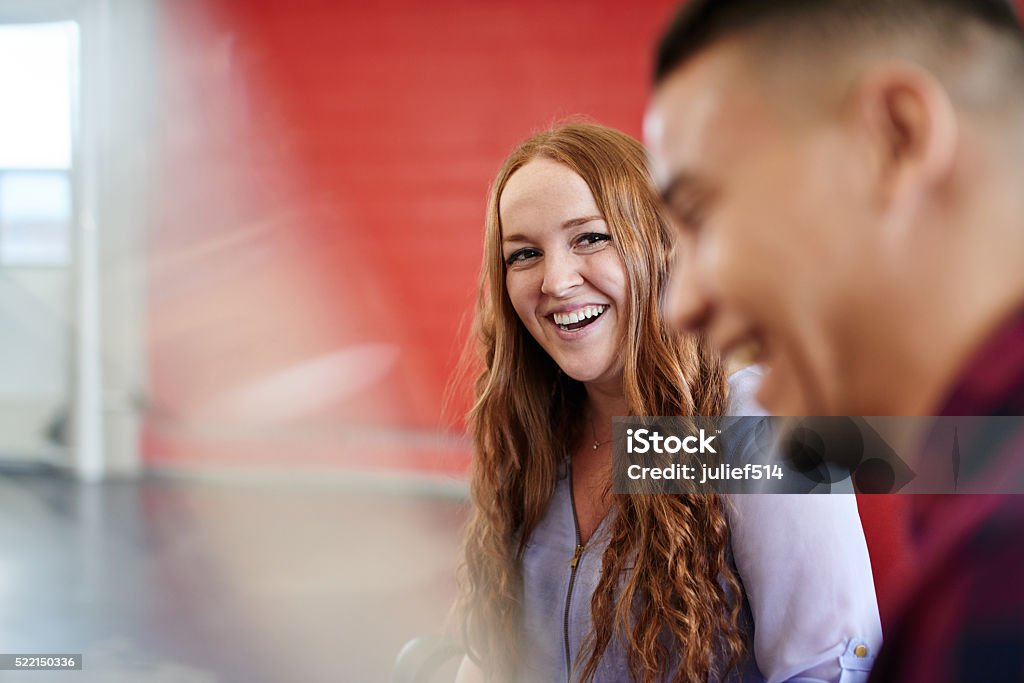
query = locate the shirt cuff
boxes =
[837,638,875,683]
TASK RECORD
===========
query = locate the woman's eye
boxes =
[576,232,612,250]
[505,248,539,266]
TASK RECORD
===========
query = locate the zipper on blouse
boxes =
[563,462,584,683]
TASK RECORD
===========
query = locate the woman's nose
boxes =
[540,252,584,298]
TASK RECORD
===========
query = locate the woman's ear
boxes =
[852,62,958,208]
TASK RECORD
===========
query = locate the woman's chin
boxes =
[563,369,598,384]
[556,362,623,389]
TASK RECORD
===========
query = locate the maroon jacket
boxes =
[868,308,1024,682]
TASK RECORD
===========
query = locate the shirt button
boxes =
[854,644,869,658]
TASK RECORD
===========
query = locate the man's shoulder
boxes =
[875,496,1024,682]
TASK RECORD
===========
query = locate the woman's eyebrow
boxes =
[502,215,605,244]
[561,215,604,229]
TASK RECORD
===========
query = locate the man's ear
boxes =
[852,62,958,207]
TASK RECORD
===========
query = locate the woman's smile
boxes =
[549,304,608,332]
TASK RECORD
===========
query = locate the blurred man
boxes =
[645,1,1024,681]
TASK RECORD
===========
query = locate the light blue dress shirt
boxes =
[518,367,883,682]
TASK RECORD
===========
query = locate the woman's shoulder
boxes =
[726,365,769,417]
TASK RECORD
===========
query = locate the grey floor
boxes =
[0,468,469,682]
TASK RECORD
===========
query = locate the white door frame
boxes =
[1,0,154,480]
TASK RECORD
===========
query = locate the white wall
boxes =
[0,0,157,477]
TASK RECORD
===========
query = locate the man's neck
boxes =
[873,242,1024,415]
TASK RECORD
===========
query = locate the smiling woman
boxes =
[453,123,882,683]
[499,157,628,387]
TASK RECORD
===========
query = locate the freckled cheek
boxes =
[592,251,630,305]
[505,274,541,330]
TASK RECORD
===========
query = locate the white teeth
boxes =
[552,305,607,327]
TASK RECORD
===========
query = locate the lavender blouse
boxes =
[518,367,883,682]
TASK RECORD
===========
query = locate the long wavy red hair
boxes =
[457,123,746,682]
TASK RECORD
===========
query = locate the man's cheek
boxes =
[660,271,685,328]
[694,234,726,295]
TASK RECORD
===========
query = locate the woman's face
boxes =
[499,158,629,389]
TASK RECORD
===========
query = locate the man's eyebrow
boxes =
[502,215,605,243]
[659,173,700,207]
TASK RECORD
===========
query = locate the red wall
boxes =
[146,0,680,472]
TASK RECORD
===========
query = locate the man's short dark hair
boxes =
[654,0,1024,85]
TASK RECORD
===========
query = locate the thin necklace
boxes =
[589,416,613,450]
